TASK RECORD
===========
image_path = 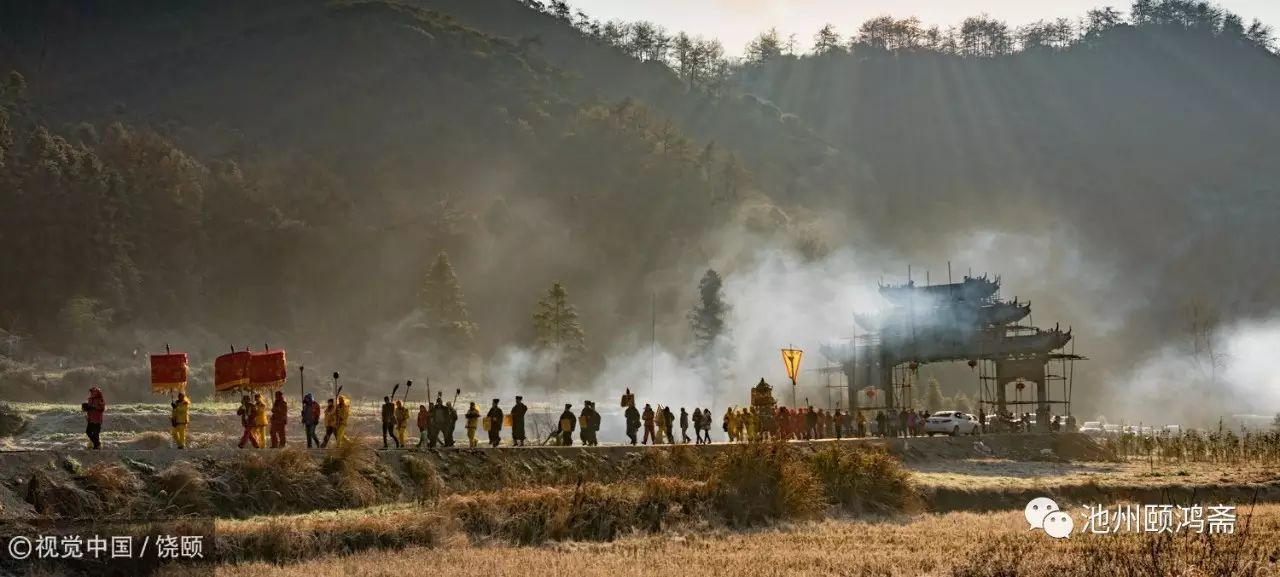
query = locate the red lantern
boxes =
[150,353,189,394]
[214,351,252,393]
[865,389,876,399]
[967,359,977,369]
[1015,381,1026,391]
[249,350,288,390]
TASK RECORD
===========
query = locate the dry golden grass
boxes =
[912,458,1280,491]
[217,507,460,564]
[216,505,1280,577]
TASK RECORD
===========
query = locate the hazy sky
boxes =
[574,0,1279,56]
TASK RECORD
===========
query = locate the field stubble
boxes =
[215,505,1280,577]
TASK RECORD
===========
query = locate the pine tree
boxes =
[690,269,728,353]
[813,24,844,55]
[421,250,477,350]
[532,282,586,386]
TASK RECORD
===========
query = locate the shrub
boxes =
[709,441,824,526]
[401,454,446,505]
[218,509,454,564]
[211,447,350,515]
[153,461,213,515]
[77,463,143,514]
[807,444,917,514]
[322,440,384,508]
[640,475,713,530]
[127,431,171,450]
[442,480,700,545]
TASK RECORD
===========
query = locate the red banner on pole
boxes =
[249,350,287,390]
[150,353,189,394]
[214,351,252,392]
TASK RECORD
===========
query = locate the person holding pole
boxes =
[381,396,399,449]
[170,392,190,449]
[236,396,258,449]
[270,391,289,448]
[335,394,351,447]
[321,398,337,447]
[252,394,269,448]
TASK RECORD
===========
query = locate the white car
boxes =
[1079,421,1104,437]
[924,411,980,436]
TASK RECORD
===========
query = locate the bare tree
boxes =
[1187,300,1227,389]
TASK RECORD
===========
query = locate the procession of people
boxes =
[78,372,1077,450]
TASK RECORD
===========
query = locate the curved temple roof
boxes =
[878,274,1001,305]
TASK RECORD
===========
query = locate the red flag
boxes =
[214,351,251,392]
[150,353,189,394]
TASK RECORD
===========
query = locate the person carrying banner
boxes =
[170,392,190,449]
[270,391,289,448]
[236,395,259,449]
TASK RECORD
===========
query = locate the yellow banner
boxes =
[781,348,803,381]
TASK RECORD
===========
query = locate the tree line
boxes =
[523,0,1273,71]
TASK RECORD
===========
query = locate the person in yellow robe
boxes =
[655,404,667,445]
[170,392,190,449]
[465,402,481,448]
[394,400,410,448]
[251,394,269,449]
[335,395,351,447]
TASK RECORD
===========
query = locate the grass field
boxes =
[215,505,1280,577]
[6,403,1279,576]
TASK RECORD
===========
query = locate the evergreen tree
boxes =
[421,251,474,335]
[689,269,728,354]
[813,24,843,55]
[745,28,784,64]
[420,251,477,368]
[533,282,587,386]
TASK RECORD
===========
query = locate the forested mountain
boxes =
[1,0,1278,413]
[0,0,779,379]
[734,8,1280,363]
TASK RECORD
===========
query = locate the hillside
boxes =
[0,0,791,393]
